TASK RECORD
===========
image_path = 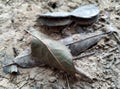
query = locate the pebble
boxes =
[68,2,78,8]
[97,39,105,48]
[59,6,70,11]
[48,76,57,83]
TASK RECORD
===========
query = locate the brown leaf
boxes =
[26,27,76,74]
[60,32,107,56]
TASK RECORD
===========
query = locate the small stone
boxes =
[68,2,78,8]
[88,56,97,62]
[104,46,109,50]
[59,6,70,11]
[97,39,105,49]
[48,76,57,83]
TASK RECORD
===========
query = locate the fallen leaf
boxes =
[60,31,108,56]
[26,27,76,74]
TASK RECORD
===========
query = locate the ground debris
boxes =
[0,0,120,89]
[37,4,99,26]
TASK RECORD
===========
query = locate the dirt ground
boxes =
[0,0,120,89]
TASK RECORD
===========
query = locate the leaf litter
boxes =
[3,27,101,82]
[0,0,120,89]
[3,26,116,82]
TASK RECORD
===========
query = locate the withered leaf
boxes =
[3,47,19,74]
[37,4,99,26]
[26,27,76,74]
[3,27,93,81]
[27,27,93,81]
[26,27,93,81]
[60,32,108,56]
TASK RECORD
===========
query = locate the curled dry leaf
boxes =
[60,31,108,56]
[37,4,99,26]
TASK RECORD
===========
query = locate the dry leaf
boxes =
[37,4,99,26]
[60,32,107,56]
[26,27,93,81]
[26,27,76,74]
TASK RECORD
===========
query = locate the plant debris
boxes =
[3,47,19,74]
[27,27,93,81]
[3,27,94,81]
[37,4,99,26]
[60,31,109,56]
[1,0,120,88]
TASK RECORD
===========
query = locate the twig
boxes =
[65,74,71,89]
[109,47,117,52]
[73,52,95,60]
[19,82,28,89]
[102,53,113,59]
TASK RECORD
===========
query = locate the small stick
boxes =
[65,74,71,89]
[73,52,95,60]
[109,47,117,52]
